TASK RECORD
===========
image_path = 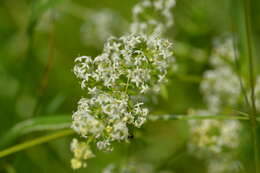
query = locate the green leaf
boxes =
[0,115,71,148]
[0,129,74,158]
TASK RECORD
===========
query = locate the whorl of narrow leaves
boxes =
[71,34,174,168]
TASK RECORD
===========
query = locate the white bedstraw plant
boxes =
[71,0,176,169]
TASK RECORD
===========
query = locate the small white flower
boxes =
[97,140,112,151]
[111,121,129,140]
[88,87,98,95]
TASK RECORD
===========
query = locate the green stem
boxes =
[0,129,74,159]
[243,0,259,172]
[148,114,251,121]
[230,24,251,108]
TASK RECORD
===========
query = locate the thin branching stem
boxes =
[243,0,259,172]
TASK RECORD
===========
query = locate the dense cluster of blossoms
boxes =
[189,39,243,173]
[71,34,174,168]
[71,0,176,169]
[131,0,176,36]
[70,138,95,169]
[74,34,174,92]
[200,39,241,113]
[189,112,241,156]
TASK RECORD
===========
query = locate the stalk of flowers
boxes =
[188,38,243,173]
[71,34,174,168]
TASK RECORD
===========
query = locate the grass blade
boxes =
[0,115,71,148]
[0,129,74,159]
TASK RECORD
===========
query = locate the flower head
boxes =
[74,34,174,93]
[131,0,176,36]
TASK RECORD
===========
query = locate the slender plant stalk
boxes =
[148,114,251,121]
[230,20,251,108]
[233,39,251,108]
[0,129,74,159]
[243,0,259,172]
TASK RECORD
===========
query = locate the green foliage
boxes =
[0,0,260,172]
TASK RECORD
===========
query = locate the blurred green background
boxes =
[0,0,260,172]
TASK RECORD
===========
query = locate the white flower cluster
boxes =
[201,38,260,114]
[189,112,241,155]
[74,34,173,92]
[71,0,175,168]
[189,112,242,173]
[72,34,174,168]
[131,0,176,36]
[200,39,241,113]
[70,138,95,169]
[72,91,148,143]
